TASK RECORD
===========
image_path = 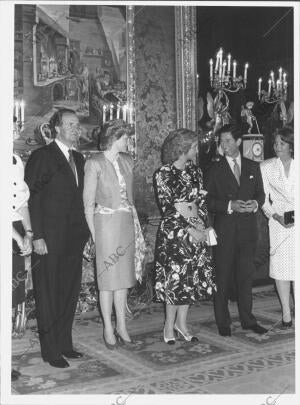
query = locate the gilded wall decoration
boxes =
[175,6,197,131]
[134,6,177,217]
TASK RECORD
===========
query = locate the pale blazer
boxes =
[83,152,134,218]
[260,157,294,218]
[260,157,295,256]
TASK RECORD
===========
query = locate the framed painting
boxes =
[13,4,137,159]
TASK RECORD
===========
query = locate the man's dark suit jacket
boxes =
[24,141,89,361]
[205,156,265,245]
[205,155,265,328]
[25,141,89,254]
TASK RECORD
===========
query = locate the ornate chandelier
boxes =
[210,48,249,93]
[257,67,288,104]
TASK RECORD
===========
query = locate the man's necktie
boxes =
[68,149,77,183]
[233,158,240,185]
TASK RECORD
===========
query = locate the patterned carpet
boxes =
[11,289,295,395]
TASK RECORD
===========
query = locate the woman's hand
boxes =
[21,235,33,256]
[187,227,206,244]
[193,220,205,232]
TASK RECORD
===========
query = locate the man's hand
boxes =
[243,200,258,213]
[33,239,48,255]
[231,200,247,213]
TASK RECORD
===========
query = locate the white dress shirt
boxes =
[226,153,241,176]
[12,154,30,222]
[55,139,78,185]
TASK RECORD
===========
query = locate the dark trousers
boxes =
[213,233,257,329]
[12,221,26,308]
[32,251,83,361]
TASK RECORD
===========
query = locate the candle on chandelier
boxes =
[283,72,287,83]
[20,100,25,123]
[276,80,280,91]
[116,102,121,119]
[244,63,249,82]
[222,61,227,82]
[233,60,237,79]
[219,48,223,67]
[215,50,220,73]
[227,54,231,75]
[14,101,19,121]
[283,81,288,95]
[268,79,272,97]
[219,48,223,78]
[270,71,275,87]
[279,67,283,82]
[109,104,113,121]
[258,78,262,96]
[209,59,213,80]
[103,105,107,123]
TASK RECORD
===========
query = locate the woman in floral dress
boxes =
[153,128,216,344]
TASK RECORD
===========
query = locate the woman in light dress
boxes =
[84,120,145,349]
[260,127,294,327]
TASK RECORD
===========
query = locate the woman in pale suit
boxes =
[83,120,144,348]
[260,127,294,328]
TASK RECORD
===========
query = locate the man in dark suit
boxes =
[25,109,89,368]
[205,123,267,337]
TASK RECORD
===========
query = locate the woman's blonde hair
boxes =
[161,128,198,164]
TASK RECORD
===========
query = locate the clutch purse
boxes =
[83,236,96,262]
[284,211,294,225]
[206,227,217,246]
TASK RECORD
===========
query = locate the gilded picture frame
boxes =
[175,6,197,131]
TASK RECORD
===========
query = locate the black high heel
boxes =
[103,332,117,350]
[114,329,136,348]
[282,319,292,328]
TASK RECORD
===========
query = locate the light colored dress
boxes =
[84,154,145,291]
[260,157,295,281]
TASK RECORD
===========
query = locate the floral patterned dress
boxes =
[153,161,216,305]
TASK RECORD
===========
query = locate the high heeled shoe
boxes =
[114,329,136,348]
[282,319,293,328]
[103,333,117,350]
[163,328,175,345]
[174,324,199,342]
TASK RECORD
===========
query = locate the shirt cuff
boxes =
[227,200,233,214]
[253,200,259,213]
